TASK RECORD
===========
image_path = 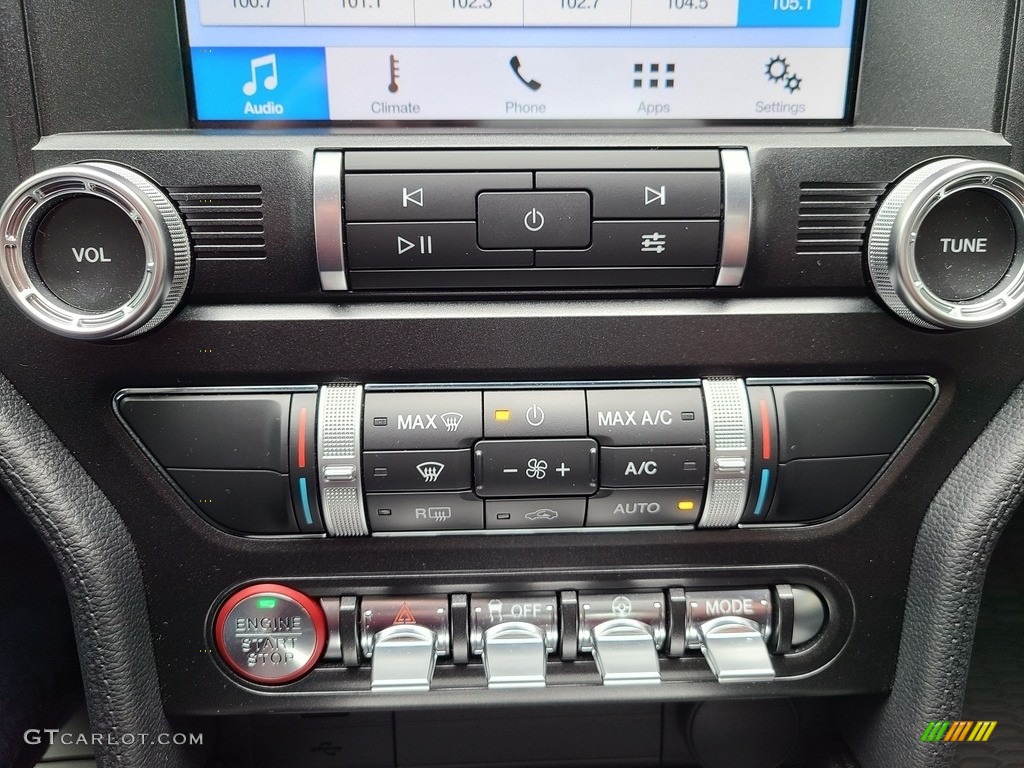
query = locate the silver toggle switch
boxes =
[579,592,665,685]
[368,624,439,691]
[470,594,558,688]
[694,617,775,683]
[360,596,450,692]
[591,619,662,685]
[686,589,775,683]
[481,622,549,688]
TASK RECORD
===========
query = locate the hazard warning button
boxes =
[359,596,451,691]
[359,596,451,659]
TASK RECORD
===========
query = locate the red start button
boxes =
[214,583,326,685]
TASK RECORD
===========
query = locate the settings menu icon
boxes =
[765,56,803,94]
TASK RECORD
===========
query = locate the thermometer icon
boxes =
[388,55,400,94]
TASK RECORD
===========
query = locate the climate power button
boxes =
[214,583,326,685]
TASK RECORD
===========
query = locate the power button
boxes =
[214,583,326,685]
[477,191,591,249]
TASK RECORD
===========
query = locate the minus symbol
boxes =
[503,468,519,474]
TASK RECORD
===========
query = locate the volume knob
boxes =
[867,158,1024,330]
[0,162,191,340]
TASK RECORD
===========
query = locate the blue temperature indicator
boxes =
[739,0,843,27]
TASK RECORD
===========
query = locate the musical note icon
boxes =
[242,54,278,97]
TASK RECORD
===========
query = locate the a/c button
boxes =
[601,446,707,487]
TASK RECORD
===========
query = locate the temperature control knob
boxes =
[867,158,1024,329]
[0,162,191,340]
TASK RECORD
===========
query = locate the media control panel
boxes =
[118,378,935,537]
[212,582,827,689]
[315,149,751,292]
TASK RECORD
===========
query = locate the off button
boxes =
[32,197,148,312]
[214,584,327,685]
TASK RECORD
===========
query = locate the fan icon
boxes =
[525,458,548,480]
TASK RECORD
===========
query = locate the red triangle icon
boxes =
[393,602,416,625]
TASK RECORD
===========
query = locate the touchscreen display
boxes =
[182,0,860,123]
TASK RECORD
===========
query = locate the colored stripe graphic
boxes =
[968,721,997,742]
[922,721,997,742]
[298,477,313,526]
[945,721,972,741]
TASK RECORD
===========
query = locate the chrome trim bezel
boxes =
[313,151,348,291]
[0,163,189,340]
[868,159,1024,329]
[717,148,752,287]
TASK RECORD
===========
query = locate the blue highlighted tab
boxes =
[191,47,329,121]
[739,0,842,27]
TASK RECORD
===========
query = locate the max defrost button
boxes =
[214,584,327,685]
[364,391,483,450]
[587,389,706,446]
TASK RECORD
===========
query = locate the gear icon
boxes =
[765,56,789,83]
[784,74,803,93]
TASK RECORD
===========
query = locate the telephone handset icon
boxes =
[509,56,542,91]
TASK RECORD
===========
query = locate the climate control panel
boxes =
[118,377,935,537]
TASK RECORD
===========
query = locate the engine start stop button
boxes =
[214,583,326,685]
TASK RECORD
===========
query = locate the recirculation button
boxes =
[214,583,326,685]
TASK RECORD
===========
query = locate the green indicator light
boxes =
[256,598,277,610]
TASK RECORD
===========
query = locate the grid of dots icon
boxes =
[634,63,676,89]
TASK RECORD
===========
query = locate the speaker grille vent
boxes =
[167,186,265,260]
[797,182,888,257]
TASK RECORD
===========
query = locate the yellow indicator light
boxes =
[494,409,512,422]
[677,501,695,511]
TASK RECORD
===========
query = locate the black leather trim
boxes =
[840,380,1024,767]
[0,374,203,768]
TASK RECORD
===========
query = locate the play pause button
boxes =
[346,222,533,270]
[397,235,433,256]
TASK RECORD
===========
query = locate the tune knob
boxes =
[0,163,190,340]
[867,158,1024,330]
